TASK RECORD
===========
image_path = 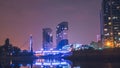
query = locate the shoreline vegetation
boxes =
[66,48,120,61]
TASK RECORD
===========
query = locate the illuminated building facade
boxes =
[56,22,69,49]
[101,0,120,47]
[43,28,53,50]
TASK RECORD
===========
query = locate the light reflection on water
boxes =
[0,58,72,68]
[0,58,120,68]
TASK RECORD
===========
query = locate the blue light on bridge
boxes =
[34,49,72,58]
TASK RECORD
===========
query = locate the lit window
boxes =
[118,32,120,35]
[108,17,111,20]
[113,16,115,19]
[104,28,107,31]
[117,6,120,9]
[114,27,118,29]
[119,38,120,41]
[110,32,113,35]
[112,16,118,19]
[105,33,109,36]
[108,22,112,25]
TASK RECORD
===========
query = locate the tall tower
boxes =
[101,0,120,47]
[30,34,33,52]
[43,28,53,50]
[56,21,69,49]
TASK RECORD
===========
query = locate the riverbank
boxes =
[66,48,120,62]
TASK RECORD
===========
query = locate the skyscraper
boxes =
[56,22,69,49]
[42,28,53,50]
[101,0,120,47]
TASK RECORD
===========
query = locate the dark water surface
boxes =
[0,59,120,68]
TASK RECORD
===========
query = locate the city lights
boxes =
[104,40,114,48]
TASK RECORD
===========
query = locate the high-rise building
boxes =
[56,22,69,49]
[101,0,120,47]
[42,28,53,50]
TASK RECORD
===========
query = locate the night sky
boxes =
[0,0,102,50]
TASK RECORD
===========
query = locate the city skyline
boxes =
[0,0,102,50]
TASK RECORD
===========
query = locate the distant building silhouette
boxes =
[100,0,120,47]
[56,21,69,49]
[0,38,21,56]
[5,38,10,45]
[42,28,53,50]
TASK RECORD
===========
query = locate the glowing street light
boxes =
[104,40,114,48]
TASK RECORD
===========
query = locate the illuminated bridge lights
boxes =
[35,61,68,66]
[35,50,71,55]
[35,50,70,53]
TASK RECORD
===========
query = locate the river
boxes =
[0,58,120,68]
